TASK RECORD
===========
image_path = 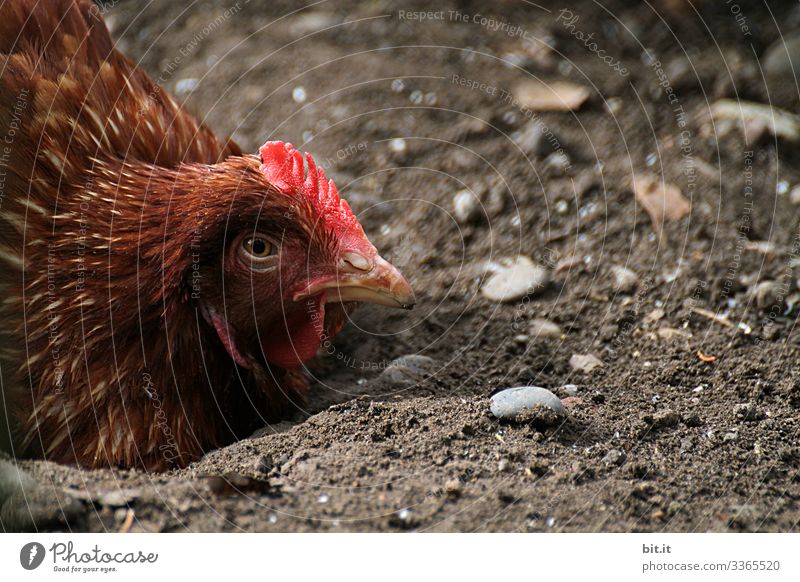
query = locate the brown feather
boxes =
[0,0,308,470]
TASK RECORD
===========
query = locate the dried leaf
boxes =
[710,99,800,142]
[633,174,690,229]
[513,80,590,112]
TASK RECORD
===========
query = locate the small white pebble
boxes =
[790,185,800,204]
[389,138,407,153]
[502,111,517,125]
[292,86,307,103]
[453,190,479,224]
[605,97,623,114]
[175,78,199,95]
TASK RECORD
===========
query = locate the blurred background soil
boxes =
[4,0,800,532]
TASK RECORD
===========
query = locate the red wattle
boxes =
[261,294,326,368]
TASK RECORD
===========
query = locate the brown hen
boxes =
[0,0,413,469]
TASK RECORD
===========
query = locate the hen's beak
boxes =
[294,254,415,309]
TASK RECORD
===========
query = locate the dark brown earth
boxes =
[4,0,800,532]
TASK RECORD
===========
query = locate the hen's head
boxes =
[197,141,414,370]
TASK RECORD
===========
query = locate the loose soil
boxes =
[7,0,800,532]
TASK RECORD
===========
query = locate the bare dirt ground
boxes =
[4,0,800,532]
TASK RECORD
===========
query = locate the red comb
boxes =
[259,141,363,240]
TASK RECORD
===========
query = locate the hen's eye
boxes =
[239,235,276,263]
[245,237,272,257]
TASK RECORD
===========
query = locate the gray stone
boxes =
[452,190,481,224]
[561,384,579,397]
[174,78,199,95]
[529,319,562,339]
[515,121,558,157]
[569,353,604,373]
[543,151,571,174]
[444,479,462,497]
[610,265,638,294]
[764,33,800,80]
[602,448,626,466]
[481,257,549,302]
[790,185,800,205]
[490,386,566,426]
